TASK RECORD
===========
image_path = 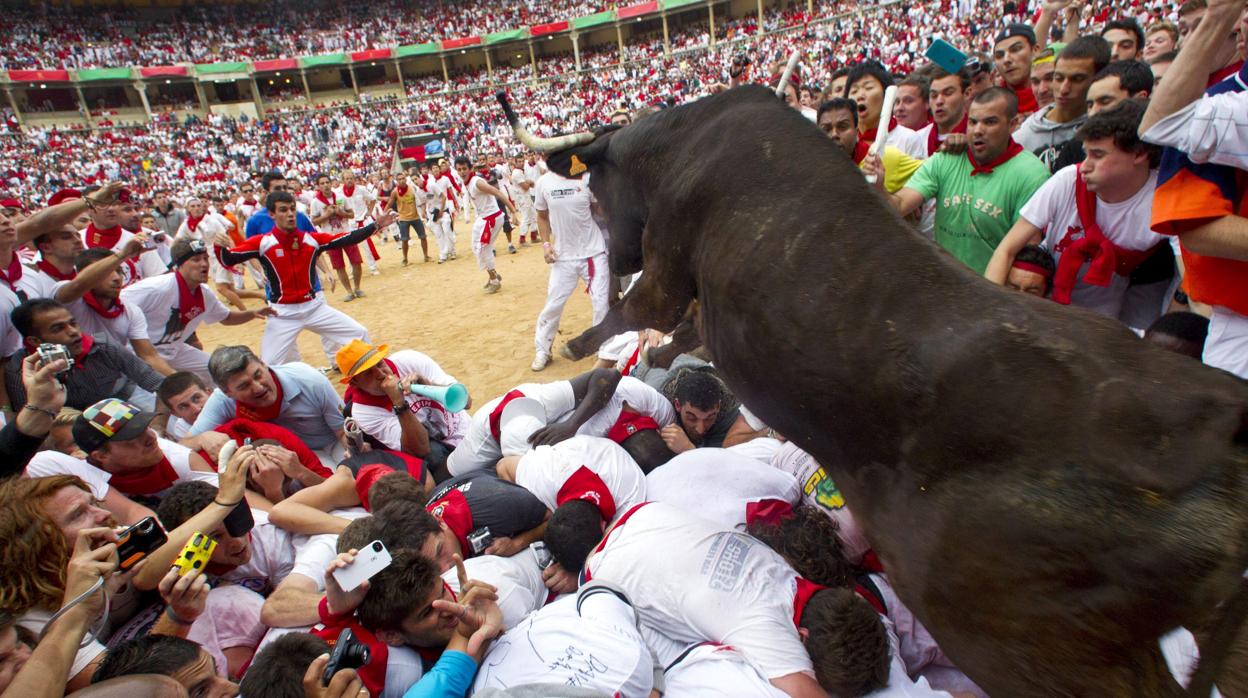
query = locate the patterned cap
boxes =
[72,398,156,453]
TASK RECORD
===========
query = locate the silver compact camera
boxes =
[36,343,74,372]
[467,527,495,554]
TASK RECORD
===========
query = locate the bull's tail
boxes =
[1187,576,1248,697]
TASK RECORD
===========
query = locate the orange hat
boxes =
[335,339,390,385]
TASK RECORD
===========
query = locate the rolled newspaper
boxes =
[865,84,899,185]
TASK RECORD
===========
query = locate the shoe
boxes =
[424,255,433,262]
[519,236,527,246]
[354,289,367,298]
[438,257,445,264]
[484,279,501,294]
[370,268,380,276]
[342,293,355,302]
[450,252,458,260]
[530,354,550,371]
[508,244,517,254]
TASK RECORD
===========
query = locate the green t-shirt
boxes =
[905,149,1051,274]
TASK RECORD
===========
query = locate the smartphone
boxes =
[115,517,169,571]
[925,38,969,75]
[173,532,217,576]
[332,540,392,592]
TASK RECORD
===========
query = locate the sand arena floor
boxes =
[197,219,601,400]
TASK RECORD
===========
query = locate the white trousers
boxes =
[1204,306,1248,379]
[430,209,455,259]
[516,199,537,236]
[534,252,610,356]
[260,297,369,366]
[157,341,213,386]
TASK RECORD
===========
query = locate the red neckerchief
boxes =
[859,116,898,145]
[341,184,355,198]
[396,183,409,197]
[175,270,207,328]
[926,115,967,156]
[851,139,872,165]
[620,344,642,377]
[313,602,390,696]
[488,389,527,441]
[440,172,463,195]
[555,466,618,521]
[186,215,204,233]
[82,291,125,318]
[744,499,795,527]
[793,577,828,627]
[85,223,123,250]
[1051,164,1157,304]
[1208,60,1244,88]
[426,488,475,558]
[36,259,75,282]
[235,369,285,422]
[106,455,180,496]
[968,139,1024,176]
[1011,83,1038,114]
[343,358,401,409]
[242,197,257,206]
[0,254,22,289]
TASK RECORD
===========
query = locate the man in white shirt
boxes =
[426,161,457,263]
[27,224,84,294]
[508,155,538,246]
[530,167,610,372]
[121,239,273,384]
[177,197,264,312]
[309,173,362,301]
[454,156,517,294]
[81,187,167,287]
[985,100,1168,324]
[646,447,801,531]
[584,502,891,698]
[334,169,381,278]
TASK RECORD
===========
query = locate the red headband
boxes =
[1011,261,1053,278]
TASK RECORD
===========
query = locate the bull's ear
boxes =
[545,134,612,177]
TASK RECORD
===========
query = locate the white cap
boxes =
[499,397,547,457]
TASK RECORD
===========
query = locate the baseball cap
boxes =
[46,189,83,206]
[499,397,546,457]
[995,23,1037,46]
[0,198,25,212]
[335,339,391,385]
[73,398,157,453]
[171,238,209,267]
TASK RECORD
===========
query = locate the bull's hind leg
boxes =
[646,302,701,368]
[563,267,694,360]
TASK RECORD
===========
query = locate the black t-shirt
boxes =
[427,471,548,540]
[338,450,424,481]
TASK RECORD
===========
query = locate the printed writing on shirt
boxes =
[701,534,751,591]
[940,193,1005,219]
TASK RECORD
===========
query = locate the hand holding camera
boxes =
[21,352,68,416]
[63,527,120,621]
[325,542,392,615]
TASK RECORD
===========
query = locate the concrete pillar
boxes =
[662,14,671,56]
[807,0,813,15]
[528,41,537,85]
[192,81,209,112]
[616,24,625,63]
[485,49,493,81]
[300,70,312,101]
[4,88,23,126]
[709,3,716,47]
[74,85,90,119]
[132,81,152,118]
[395,60,406,95]
[440,55,450,85]
[572,33,582,72]
[347,65,360,98]
[249,77,265,116]
[757,0,764,32]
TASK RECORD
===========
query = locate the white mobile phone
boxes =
[217,440,239,475]
[332,540,392,592]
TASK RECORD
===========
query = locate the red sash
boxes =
[555,466,617,521]
[107,456,180,496]
[235,370,285,422]
[488,389,527,441]
[83,291,125,319]
[479,210,501,245]
[36,259,75,282]
[968,139,1023,176]
[1051,164,1158,305]
[176,270,206,328]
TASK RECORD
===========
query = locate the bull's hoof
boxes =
[561,342,587,362]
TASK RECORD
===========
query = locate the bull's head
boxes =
[496,91,645,275]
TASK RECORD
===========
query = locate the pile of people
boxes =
[0,0,1245,695]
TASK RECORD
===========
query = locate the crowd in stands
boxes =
[0,0,1245,694]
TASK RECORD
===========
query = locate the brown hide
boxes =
[546,85,1248,697]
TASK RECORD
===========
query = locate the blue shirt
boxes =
[402,651,477,698]
[190,362,345,450]
[245,209,315,238]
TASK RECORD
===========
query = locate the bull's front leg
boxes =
[562,270,694,361]
[646,301,702,368]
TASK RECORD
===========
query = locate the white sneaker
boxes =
[484,279,501,294]
[369,267,380,276]
[530,354,550,371]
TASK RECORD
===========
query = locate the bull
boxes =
[496,86,1248,697]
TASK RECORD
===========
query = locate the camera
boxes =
[731,53,751,67]
[36,343,74,372]
[530,541,554,570]
[116,517,169,571]
[323,628,371,686]
[467,527,494,554]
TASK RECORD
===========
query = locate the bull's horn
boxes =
[495,91,595,153]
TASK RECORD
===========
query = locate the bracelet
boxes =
[213,498,243,508]
[83,197,96,211]
[164,606,195,626]
[23,404,59,419]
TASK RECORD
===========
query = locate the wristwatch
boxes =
[393,403,407,416]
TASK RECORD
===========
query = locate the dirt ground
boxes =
[197,220,602,400]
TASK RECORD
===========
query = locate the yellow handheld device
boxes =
[173,532,217,576]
